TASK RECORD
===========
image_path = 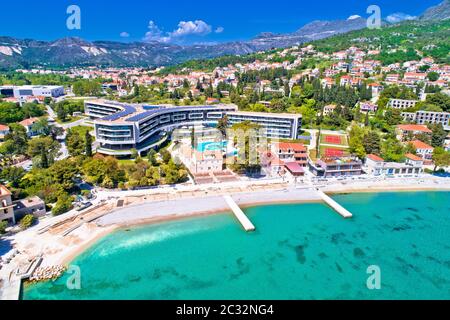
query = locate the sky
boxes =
[0,0,443,44]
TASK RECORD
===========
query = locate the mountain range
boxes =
[0,1,448,70]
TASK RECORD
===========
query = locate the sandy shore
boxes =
[1,175,449,293]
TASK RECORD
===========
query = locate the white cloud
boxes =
[143,20,215,43]
[171,20,212,38]
[120,32,130,38]
[347,15,362,20]
[386,13,416,23]
[144,20,171,43]
[215,26,224,33]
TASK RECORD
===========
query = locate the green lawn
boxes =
[68,126,95,140]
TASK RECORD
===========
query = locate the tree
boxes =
[381,138,405,162]
[56,104,68,122]
[349,124,366,159]
[404,142,417,155]
[427,72,440,82]
[217,115,229,137]
[19,214,35,229]
[27,136,61,167]
[432,147,450,172]
[363,131,381,155]
[425,93,450,112]
[384,109,403,126]
[85,131,93,157]
[3,124,28,156]
[147,149,158,166]
[0,221,7,234]
[52,192,74,216]
[131,149,139,159]
[0,166,26,188]
[160,149,172,164]
[364,112,370,127]
[40,148,49,169]
[429,124,447,148]
[66,130,85,157]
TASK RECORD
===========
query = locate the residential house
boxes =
[271,142,308,167]
[409,140,434,163]
[19,117,41,137]
[396,124,432,141]
[0,185,15,224]
[308,157,363,177]
[365,154,423,176]
[13,196,47,220]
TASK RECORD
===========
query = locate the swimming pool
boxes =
[197,141,228,152]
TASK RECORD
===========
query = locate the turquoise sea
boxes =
[23,191,450,300]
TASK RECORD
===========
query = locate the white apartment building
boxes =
[388,99,418,109]
[402,111,450,130]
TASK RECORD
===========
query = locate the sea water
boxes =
[23,191,450,300]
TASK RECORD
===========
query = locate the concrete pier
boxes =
[317,190,353,218]
[223,195,256,232]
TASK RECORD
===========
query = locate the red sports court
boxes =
[324,135,342,144]
[324,148,345,157]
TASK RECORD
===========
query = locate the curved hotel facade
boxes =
[85,100,302,156]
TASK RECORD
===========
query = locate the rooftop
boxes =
[274,142,307,153]
[367,154,384,162]
[397,124,432,133]
[410,140,433,150]
[89,100,237,124]
[0,184,11,197]
[405,153,423,161]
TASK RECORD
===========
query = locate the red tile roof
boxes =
[410,140,433,150]
[397,124,432,133]
[405,153,423,161]
[367,154,384,162]
[284,162,305,174]
[0,124,10,131]
[275,142,307,153]
[19,117,39,127]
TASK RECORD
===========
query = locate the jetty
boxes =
[317,190,353,218]
[223,195,256,232]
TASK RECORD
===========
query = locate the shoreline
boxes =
[5,178,450,299]
[61,185,450,266]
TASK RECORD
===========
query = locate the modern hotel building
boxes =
[85,100,302,156]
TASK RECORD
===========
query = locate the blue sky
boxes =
[0,0,442,44]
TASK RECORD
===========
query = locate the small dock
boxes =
[223,195,256,232]
[317,190,353,218]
